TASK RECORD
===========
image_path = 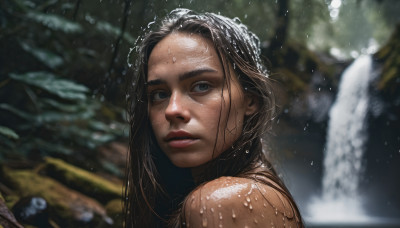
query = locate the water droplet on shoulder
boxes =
[202,217,208,227]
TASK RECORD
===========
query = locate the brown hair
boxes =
[125,8,303,227]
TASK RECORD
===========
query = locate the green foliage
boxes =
[19,42,64,69]
[0,126,19,140]
[10,72,89,100]
[27,11,83,33]
[0,0,129,169]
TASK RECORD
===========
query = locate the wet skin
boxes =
[147,32,256,169]
[184,176,299,228]
[147,32,301,227]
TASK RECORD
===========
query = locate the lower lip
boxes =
[168,139,198,148]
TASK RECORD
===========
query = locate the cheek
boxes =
[149,109,164,135]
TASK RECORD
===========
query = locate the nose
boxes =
[165,91,190,123]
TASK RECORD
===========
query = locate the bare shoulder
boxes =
[183,176,300,228]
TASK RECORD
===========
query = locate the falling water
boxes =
[308,55,373,223]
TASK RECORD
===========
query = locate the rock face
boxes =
[0,155,124,228]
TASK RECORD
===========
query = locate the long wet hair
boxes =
[125,9,303,227]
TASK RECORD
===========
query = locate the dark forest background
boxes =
[0,0,399,227]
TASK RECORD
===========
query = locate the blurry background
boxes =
[0,0,399,227]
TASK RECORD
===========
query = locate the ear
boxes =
[244,93,258,116]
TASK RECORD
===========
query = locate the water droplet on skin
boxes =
[219,224,223,228]
[263,203,267,207]
[202,217,208,227]
[245,150,249,154]
[254,218,258,224]
[275,208,278,215]
[249,203,253,210]
[218,204,222,208]
[219,212,223,220]
[172,56,176,63]
[238,194,241,198]
[206,196,210,200]
[310,161,314,166]
[244,202,248,207]
[200,207,204,214]
[246,196,251,202]
[210,208,214,213]
[254,196,258,201]
[232,209,236,219]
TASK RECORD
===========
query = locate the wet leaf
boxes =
[27,11,83,33]
[9,72,89,101]
[95,20,135,43]
[0,103,34,121]
[61,126,116,149]
[0,135,17,150]
[20,42,63,69]
[40,98,89,113]
[33,138,74,155]
[0,103,95,124]
[0,126,19,140]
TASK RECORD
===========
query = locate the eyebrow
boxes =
[146,68,218,87]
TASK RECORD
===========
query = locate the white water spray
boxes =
[308,55,373,223]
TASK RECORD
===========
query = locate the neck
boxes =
[190,162,209,184]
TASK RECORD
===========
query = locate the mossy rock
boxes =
[40,157,122,204]
[265,40,341,102]
[3,195,19,211]
[2,167,112,227]
[374,24,400,93]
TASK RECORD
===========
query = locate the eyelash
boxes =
[191,81,212,93]
[148,81,213,103]
[148,90,169,102]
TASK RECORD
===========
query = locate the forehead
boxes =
[150,32,212,56]
[147,32,222,79]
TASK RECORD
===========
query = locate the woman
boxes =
[125,8,303,227]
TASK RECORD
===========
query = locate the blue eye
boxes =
[150,90,169,102]
[192,83,211,92]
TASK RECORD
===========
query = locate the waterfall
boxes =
[308,55,373,223]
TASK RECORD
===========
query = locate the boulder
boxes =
[39,157,122,204]
[2,167,113,227]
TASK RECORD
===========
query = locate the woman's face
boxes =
[147,32,256,168]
